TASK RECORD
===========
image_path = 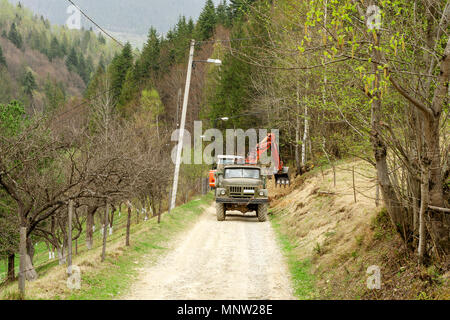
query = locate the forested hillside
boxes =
[0,0,118,112]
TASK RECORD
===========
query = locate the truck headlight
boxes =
[259,191,264,196]
[221,190,226,195]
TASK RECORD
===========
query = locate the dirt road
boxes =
[124,205,295,300]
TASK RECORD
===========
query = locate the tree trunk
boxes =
[57,244,66,265]
[126,205,131,246]
[109,206,115,235]
[101,204,109,262]
[370,29,405,233]
[301,101,309,167]
[422,37,449,260]
[295,82,301,175]
[157,192,162,224]
[418,165,429,264]
[86,206,96,250]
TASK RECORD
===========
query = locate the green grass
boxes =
[1,193,213,300]
[67,193,213,300]
[270,214,316,300]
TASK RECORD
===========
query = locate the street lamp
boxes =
[206,59,223,66]
[170,40,223,212]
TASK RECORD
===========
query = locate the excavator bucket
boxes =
[274,167,290,187]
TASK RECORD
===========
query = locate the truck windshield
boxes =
[224,168,260,179]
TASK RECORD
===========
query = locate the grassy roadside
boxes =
[268,160,449,300]
[1,193,214,300]
[270,213,316,300]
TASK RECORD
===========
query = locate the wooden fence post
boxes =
[136,206,139,224]
[68,200,73,275]
[126,202,131,247]
[332,163,336,188]
[19,226,26,297]
[352,166,357,203]
[101,202,109,262]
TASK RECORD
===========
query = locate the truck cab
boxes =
[209,155,245,188]
[214,165,269,222]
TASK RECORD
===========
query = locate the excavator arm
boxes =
[246,133,290,186]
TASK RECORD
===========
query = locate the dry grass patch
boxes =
[271,160,449,299]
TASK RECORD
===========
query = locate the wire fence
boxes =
[0,205,165,285]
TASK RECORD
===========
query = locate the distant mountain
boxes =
[0,0,118,111]
[8,0,221,36]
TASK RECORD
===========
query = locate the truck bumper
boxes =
[216,198,269,204]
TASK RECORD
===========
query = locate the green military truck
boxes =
[214,165,269,222]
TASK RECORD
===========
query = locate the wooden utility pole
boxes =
[176,88,182,128]
[19,226,26,297]
[170,39,196,211]
[101,202,109,262]
[126,202,131,247]
[68,200,73,275]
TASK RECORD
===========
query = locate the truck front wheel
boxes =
[216,202,225,221]
[257,203,268,222]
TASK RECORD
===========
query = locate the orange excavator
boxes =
[209,133,290,188]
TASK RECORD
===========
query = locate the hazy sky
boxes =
[9,0,222,35]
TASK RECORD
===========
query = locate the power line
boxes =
[65,0,138,57]
[195,36,262,45]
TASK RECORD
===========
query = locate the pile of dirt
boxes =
[270,160,449,300]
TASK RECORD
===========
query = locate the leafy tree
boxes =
[98,33,106,45]
[44,76,66,112]
[22,69,37,98]
[85,65,106,99]
[118,67,139,113]
[49,36,62,61]
[0,71,13,102]
[207,27,256,129]
[77,53,89,83]
[66,47,79,72]
[196,0,217,40]
[229,0,256,20]
[140,88,164,138]
[216,0,231,27]
[0,100,27,135]
[109,42,133,104]
[135,27,161,81]
[8,22,23,49]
